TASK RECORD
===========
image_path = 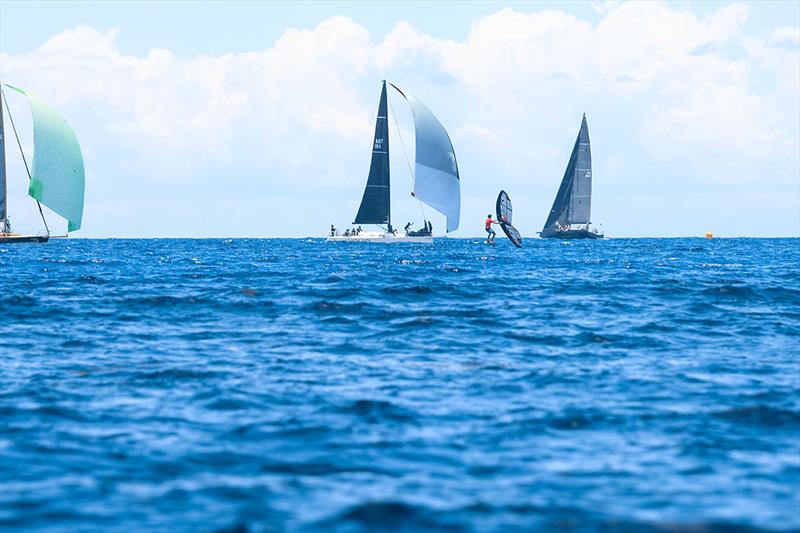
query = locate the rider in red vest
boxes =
[485,214,498,242]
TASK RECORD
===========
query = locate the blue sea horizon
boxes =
[1,238,798,532]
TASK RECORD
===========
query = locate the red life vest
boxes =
[485,218,493,230]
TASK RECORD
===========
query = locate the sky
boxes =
[0,0,798,238]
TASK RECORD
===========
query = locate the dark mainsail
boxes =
[543,114,592,231]
[354,81,390,225]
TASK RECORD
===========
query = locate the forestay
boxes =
[390,83,460,233]
[7,85,85,232]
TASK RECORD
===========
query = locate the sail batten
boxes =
[354,81,390,226]
[390,83,460,233]
[5,85,85,232]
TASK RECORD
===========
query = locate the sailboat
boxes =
[327,81,460,243]
[0,85,85,244]
[540,114,603,239]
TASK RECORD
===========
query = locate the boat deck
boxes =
[326,231,433,243]
[0,234,50,244]
[540,228,603,239]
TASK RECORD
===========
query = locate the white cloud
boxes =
[772,26,800,47]
[0,3,797,237]
[432,3,784,159]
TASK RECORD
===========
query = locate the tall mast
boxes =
[0,87,7,231]
[382,80,391,231]
[384,80,391,231]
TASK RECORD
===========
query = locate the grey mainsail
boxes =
[353,81,390,226]
[543,114,592,231]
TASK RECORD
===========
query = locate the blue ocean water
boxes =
[0,238,798,533]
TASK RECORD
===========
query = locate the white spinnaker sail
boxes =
[390,84,460,233]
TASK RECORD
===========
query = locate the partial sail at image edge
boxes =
[6,84,85,232]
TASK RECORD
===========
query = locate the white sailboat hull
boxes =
[326,231,432,243]
[0,233,49,244]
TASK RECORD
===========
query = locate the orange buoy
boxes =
[705,232,713,239]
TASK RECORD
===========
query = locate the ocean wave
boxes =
[326,399,418,423]
[0,238,798,533]
[713,405,800,428]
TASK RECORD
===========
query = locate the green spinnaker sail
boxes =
[6,85,84,232]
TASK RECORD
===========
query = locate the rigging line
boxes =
[388,96,427,223]
[388,97,414,187]
[1,88,50,236]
